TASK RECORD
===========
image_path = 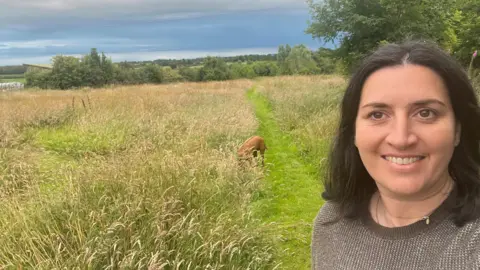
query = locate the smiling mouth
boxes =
[381,156,426,165]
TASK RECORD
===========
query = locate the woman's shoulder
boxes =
[313,197,369,229]
[464,213,480,233]
[313,200,342,226]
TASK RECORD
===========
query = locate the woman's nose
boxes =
[385,117,418,150]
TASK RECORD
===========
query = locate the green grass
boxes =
[0,74,24,79]
[0,74,25,83]
[0,78,26,83]
[31,122,134,158]
[247,86,324,270]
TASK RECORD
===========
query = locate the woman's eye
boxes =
[369,112,384,120]
[418,109,435,118]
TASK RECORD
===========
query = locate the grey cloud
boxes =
[0,0,307,23]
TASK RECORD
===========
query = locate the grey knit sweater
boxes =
[311,189,480,269]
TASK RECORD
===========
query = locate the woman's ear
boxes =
[454,123,461,147]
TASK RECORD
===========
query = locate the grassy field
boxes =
[0,74,26,83]
[0,75,345,269]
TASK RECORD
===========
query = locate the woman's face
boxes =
[354,64,460,199]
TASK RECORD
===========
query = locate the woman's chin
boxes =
[377,178,429,198]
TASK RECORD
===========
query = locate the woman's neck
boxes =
[372,176,454,228]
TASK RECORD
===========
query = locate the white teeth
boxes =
[385,156,422,165]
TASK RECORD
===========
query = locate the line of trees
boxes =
[0,55,278,76]
[152,54,278,69]
[24,45,339,90]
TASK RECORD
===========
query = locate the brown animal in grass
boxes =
[237,135,268,167]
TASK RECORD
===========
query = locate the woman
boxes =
[311,41,480,269]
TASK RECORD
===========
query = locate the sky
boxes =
[0,0,333,66]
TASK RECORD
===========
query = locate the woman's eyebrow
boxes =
[360,102,389,109]
[411,99,446,107]
[360,99,446,109]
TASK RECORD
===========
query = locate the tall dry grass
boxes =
[0,80,277,268]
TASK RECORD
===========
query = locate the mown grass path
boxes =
[247,87,324,270]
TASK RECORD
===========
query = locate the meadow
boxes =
[0,75,346,269]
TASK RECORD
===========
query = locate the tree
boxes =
[101,52,114,85]
[141,64,164,83]
[230,63,256,79]
[447,1,480,66]
[198,57,232,81]
[277,45,292,74]
[81,48,104,87]
[50,55,83,89]
[179,67,200,82]
[284,45,320,75]
[312,48,338,74]
[162,67,184,83]
[24,69,52,89]
[306,0,455,72]
[252,61,279,77]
